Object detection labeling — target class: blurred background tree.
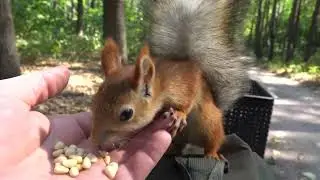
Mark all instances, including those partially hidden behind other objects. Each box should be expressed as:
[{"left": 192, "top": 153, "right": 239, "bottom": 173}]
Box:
[
  {"left": 0, "top": 0, "right": 21, "bottom": 79},
  {"left": 0, "top": 0, "right": 318, "bottom": 76},
  {"left": 10, "top": 0, "right": 145, "bottom": 64}
]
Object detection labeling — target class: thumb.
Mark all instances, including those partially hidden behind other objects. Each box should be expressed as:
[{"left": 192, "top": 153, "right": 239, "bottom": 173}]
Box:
[{"left": 0, "top": 66, "right": 70, "bottom": 107}]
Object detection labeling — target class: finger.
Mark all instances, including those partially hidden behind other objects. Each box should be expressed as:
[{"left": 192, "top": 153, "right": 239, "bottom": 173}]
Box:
[
  {"left": 0, "top": 110, "right": 50, "bottom": 170},
  {"left": 110, "top": 115, "right": 173, "bottom": 180},
  {"left": 73, "top": 112, "right": 93, "bottom": 138},
  {"left": 43, "top": 115, "right": 89, "bottom": 147},
  {"left": 116, "top": 131, "right": 171, "bottom": 180},
  {"left": 48, "top": 112, "right": 92, "bottom": 136},
  {"left": 0, "top": 66, "right": 70, "bottom": 107},
  {"left": 111, "top": 111, "right": 173, "bottom": 161}
]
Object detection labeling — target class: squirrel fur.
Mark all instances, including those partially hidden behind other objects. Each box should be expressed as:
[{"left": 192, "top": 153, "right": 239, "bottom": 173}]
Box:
[
  {"left": 90, "top": 0, "right": 251, "bottom": 159},
  {"left": 142, "top": 0, "right": 252, "bottom": 111}
]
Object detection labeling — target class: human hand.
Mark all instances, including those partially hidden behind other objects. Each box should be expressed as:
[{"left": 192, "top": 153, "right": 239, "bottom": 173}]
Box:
[{"left": 0, "top": 66, "right": 173, "bottom": 180}]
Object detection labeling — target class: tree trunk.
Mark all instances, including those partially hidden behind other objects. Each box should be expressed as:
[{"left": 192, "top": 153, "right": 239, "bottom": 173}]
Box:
[
  {"left": 268, "top": 0, "right": 278, "bottom": 60},
  {"left": 247, "top": 18, "right": 255, "bottom": 47},
  {"left": 278, "top": 1, "right": 287, "bottom": 55},
  {"left": 262, "top": 0, "right": 271, "bottom": 51},
  {"left": 292, "top": 0, "right": 302, "bottom": 51},
  {"left": 52, "top": 0, "right": 57, "bottom": 9},
  {"left": 254, "top": 0, "right": 264, "bottom": 59},
  {"left": 117, "top": 0, "right": 128, "bottom": 63},
  {"left": 70, "top": 0, "right": 75, "bottom": 20},
  {"left": 285, "top": 0, "right": 302, "bottom": 63},
  {"left": 103, "top": 0, "right": 117, "bottom": 43},
  {"left": 76, "top": 0, "right": 84, "bottom": 36},
  {"left": 103, "top": 0, "right": 128, "bottom": 63},
  {"left": 90, "top": 0, "right": 95, "bottom": 8},
  {"left": 0, "top": 0, "right": 21, "bottom": 80},
  {"left": 247, "top": 7, "right": 257, "bottom": 47},
  {"left": 304, "top": 0, "right": 320, "bottom": 62}
]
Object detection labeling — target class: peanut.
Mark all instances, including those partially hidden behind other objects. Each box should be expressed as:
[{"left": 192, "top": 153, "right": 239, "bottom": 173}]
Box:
[
  {"left": 54, "top": 141, "right": 65, "bottom": 150},
  {"left": 69, "top": 144, "right": 77, "bottom": 149},
  {"left": 76, "top": 148, "right": 85, "bottom": 156},
  {"left": 69, "top": 155, "right": 83, "bottom": 164},
  {"left": 76, "top": 164, "right": 83, "bottom": 171},
  {"left": 82, "top": 157, "right": 92, "bottom": 169},
  {"left": 52, "top": 140, "right": 116, "bottom": 178},
  {"left": 69, "top": 167, "right": 80, "bottom": 177},
  {"left": 86, "top": 153, "right": 98, "bottom": 163},
  {"left": 54, "top": 155, "right": 68, "bottom": 163},
  {"left": 63, "top": 145, "right": 68, "bottom": 151},
  {"left": 65, "top": 148, "right": 76, "bottom": 157},
  {"left": 52, "top": 149, "right": 64, "bottom": 157},
  {"left": 77, "top": 147, "right": 84, "bottom": 152},
  {"left": 54, "top": 162, "right": 62, "bottom": 167},
  {"left": 62, "top": 159, "right": 78, "bottom": 168},
  {"left": 104, "top": 162, "right": 118, "bottom": 179},
  {"left": 54, "top": 164, "right": 69, "bottom": 174}
]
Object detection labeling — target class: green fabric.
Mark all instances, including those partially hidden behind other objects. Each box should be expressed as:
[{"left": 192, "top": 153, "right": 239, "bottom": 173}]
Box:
[
  {"left": 146, "top": 155, "right": 226, "bottom": 180},
  {"left": 176, "top": 156, "right": 225, "bottom": 180},
  {"left": 146, "top": 134, "right": 276, "bottom": 180}
]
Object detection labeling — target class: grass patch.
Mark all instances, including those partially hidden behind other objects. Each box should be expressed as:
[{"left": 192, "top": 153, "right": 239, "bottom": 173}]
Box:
[{"left": 259, "top": 53, "right": 320, "bottom": 84}]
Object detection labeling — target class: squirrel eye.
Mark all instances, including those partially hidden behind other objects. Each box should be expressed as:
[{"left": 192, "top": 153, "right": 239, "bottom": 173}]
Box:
[{"left": 120, "top": 108, "right": 134, "bottom": 122}]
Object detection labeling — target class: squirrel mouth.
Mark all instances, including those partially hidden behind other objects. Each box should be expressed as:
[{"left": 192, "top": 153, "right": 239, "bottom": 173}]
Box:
[
  {"left": 98, "top": 141, "right": 124, "bottom": 152},
  {"left": 98, "top": 129, "right": 143, "bottom": 151},
  {"left": 94, "top": 120, "right": 154, "bottom": 152}
]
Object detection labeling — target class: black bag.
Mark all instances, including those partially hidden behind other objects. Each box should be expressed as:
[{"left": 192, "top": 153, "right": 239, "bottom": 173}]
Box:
[{"left": 147, "top": 134, "right": 276, "bottom": 180}]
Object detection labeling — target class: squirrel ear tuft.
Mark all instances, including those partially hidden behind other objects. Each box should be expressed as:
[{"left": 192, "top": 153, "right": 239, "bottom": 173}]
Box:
[
  {"left": 101, "top": 37, "right": 122, "bottom": 76},
  {"left": 132, "top": 45, "right": 155, "bottom": 93},
  {"left": 138, "top": 43, "right": 150, "bottom": 57}
]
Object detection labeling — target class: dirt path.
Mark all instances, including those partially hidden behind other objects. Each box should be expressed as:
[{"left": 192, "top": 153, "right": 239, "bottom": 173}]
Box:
[{"left": 248, "top": 67, "right": 320, "bottom": 180}]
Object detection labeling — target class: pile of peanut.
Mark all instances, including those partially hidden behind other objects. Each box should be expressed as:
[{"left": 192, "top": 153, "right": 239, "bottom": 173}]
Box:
[{"left": 52, "top": 141, "right": 119, "bottom": 179}]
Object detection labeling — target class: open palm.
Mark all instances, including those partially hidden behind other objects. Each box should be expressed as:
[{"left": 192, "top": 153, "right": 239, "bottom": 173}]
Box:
[{"left": 0, "top": 66, "right": 172, "bottom": 180}]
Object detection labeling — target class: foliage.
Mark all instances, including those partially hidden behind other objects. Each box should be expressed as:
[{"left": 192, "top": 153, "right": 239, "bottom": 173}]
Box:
[
  {"left": 125, "top": 0, "right": 145, "bottom": 62},
  {"left": 263, "top": 52, "right": 320, "bottom": 75},
  {"left": 244, "top": 0, "right": 320, "bottom": 76},
  {"left": 12, "top": 0, "right": 144, "bottom": 63},
  {"left": 11, "top": 0, "right": 320, "bottom": 77},
  {"left": 245, "top": 0, "right": 318, "bottom": 55}
]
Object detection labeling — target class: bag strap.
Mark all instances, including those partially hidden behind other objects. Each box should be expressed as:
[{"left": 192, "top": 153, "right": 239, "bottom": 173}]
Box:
[
  {"left": 147, "top": 155, "right": 228, "bottom": 180},
  {"left": 175, "top": 156, "right": 227, "bottom": 180},
  {"left": 147, "top": 134, "right": 277, "bottom": 180}
]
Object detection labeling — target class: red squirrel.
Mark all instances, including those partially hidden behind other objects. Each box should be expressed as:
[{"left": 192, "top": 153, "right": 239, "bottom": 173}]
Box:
[
  {"left": 91, "top": 38, "right": 225, "bottom": 159},
  {"left": 90, "top": 0, "right": 251, "bottom": 160}
]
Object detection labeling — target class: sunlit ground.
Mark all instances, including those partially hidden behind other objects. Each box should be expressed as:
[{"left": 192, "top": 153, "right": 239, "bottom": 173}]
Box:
[
  {"left": 21, "top": 59, "right": 103, "bottom": 115},
  {"left": 249, "top": 68, "right": 320, "bottom": 180}
]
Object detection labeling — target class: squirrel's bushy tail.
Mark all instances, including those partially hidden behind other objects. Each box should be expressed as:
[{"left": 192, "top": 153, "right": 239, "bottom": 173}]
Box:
[{"left": 142, "top": 0, "right": 253, "bottom": 111}]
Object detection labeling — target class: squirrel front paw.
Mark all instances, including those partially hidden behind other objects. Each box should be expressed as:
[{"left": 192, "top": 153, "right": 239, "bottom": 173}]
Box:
[{"left": 166, "top": 108, "right": 187, "bottom": 138}]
